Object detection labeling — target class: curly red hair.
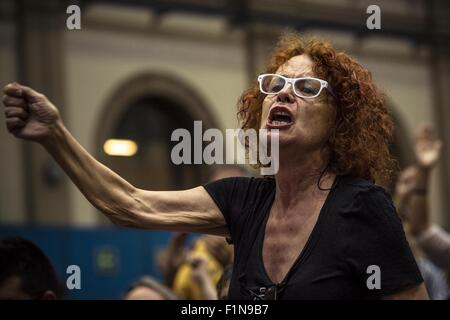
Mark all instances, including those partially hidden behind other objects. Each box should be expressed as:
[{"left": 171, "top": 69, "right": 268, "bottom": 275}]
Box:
[{"left": 237, "top": 33, "right": 396, "bottom": 186}]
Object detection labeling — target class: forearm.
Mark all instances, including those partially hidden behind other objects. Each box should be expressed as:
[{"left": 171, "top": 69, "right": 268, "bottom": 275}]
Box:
[
  {"left": 417, "top": 225, "right": 450, "bottom": 273},
  {"left": 41, "top": 121, "right": 137, "bottom": 223},
  {"left": 408, "top": 167, "right": 431, "bottom": 237},
  {"left": 415, "top": 166, "right": 430, "bottom": 189}
]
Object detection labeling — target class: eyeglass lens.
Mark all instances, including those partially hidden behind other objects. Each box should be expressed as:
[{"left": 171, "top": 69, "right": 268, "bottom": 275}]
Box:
[{"left": 261, "top": 75, "right": 322, "bottom": 97}]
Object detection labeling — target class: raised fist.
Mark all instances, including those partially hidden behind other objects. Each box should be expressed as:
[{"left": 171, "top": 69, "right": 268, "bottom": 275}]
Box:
[{"left": 3, "top": 82, "right": 61, "bottom": 143}]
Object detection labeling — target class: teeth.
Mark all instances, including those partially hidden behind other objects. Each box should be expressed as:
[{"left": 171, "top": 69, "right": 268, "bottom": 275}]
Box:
[
  {"left": 271, "top": 118, "right": 292, "bottom": 125},
  {"left": 269, "top": 108, "right": 293, "bottom": 126},
  {"left": 271, "top": 111, "right": 290, "bottom": 118},
  {"left": 274, "top": 111, "right": 289, "bottom": 116}
]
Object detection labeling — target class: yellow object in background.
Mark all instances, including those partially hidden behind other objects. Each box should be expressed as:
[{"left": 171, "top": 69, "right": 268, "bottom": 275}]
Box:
[{"left": 173, "top": 240, "right": 223, "bottom": 300}]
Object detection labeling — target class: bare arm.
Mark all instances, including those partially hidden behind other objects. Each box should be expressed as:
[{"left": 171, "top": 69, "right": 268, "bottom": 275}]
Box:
[
  {"left": 416, "top": 226, "right": 450, "bottom": 273},
  {"left": 45, "top": 123, "right": 227, "bottom": 234},
  {"left": 403, "top": 123, "right": 450, "bottom": 270},
  {"left": 407, "top": 167, "right": 431, "bottom": 237},
  {"left": 3, "top": 83, "right": 227, "bottom": 235},
  {"left": 407, "top": 123, "right": 442, "bottom": 237}
]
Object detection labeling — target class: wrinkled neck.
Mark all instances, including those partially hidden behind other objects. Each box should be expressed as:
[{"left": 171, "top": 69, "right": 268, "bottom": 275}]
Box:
[{"left": 274, "top": 149, "right": 334, "bottom": 212}]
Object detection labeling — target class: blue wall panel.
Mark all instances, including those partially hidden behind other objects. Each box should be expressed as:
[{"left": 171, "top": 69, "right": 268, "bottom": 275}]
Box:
[{"left": 0, "top": 226, "right": 176, "bottom": 299}]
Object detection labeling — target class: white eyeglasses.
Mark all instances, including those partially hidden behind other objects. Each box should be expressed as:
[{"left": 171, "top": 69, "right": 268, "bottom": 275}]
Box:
[{"left": 258, "top": 73, "right": 337, "bottom": 99}]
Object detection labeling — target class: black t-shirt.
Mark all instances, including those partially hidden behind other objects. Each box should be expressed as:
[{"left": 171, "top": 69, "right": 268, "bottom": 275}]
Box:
[{"left": 203, "top": 175, "right": 423, "bottom": 299}]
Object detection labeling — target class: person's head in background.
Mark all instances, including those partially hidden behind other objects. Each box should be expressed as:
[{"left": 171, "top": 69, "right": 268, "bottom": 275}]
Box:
[
  {"left": 0, "top": 236, "right": 61, "bottom": 300},
  {"left": 123, "top": 276, "right": 178, "bottom": 300},
  {"left": 210, "top": 164, "right": 252, "bottom": 181},
  {"left": 216, "top": 264, "right": 233, "bottom": 300}
]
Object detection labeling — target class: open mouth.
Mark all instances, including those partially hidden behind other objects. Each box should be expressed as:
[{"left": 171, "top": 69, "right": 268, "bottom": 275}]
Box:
[{"left": 267, "top": 106, "right": 294, "bottom": 129}]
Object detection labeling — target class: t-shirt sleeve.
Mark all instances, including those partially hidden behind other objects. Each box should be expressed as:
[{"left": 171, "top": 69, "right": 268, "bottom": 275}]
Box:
[
  {"left": 202, "top": 177, "right": 251, "bottom": 243},
  {"left": 343, "top": 185, "right": 424, "bottom": 297}
]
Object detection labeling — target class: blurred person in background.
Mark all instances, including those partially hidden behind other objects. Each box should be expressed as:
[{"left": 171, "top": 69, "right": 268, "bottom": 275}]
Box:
[
  {"left": 2, "top": 33, "right": 428, "bottom": 299},
  {"left": 407, "top": 124, "right": 450, "bottom": 274},
  {"left": 396, "top": 122, "right": 450, "bottom": 273},
  {"left": 156, "top": 232, "right": 189, "bottom": 288},
  {"left": 172, "top": 235, "right": 233, "bottom": 299},
  {"left": 396, "top": 166, "right": 449, "bottom": 300},
  {"left": 395, "top": 123, "right": 449, "bottom": 299},
  {"left": 123, "top": 276, "right": 178, "bottom": 300},
  {"left": 188, "top": 255, "right": 219, "bottom": 300},
  {"left": 0, "top": 236, "right": 62, "bottom": 300}
]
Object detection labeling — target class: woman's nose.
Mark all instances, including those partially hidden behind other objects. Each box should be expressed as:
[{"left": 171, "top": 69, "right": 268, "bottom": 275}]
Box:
[{"left": 276, "top": 84, "right": 295, "bottom": 104}]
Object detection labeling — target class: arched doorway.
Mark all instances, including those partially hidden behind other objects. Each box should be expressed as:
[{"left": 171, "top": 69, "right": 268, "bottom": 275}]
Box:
[{"left": 95, "top": 73, "right": 219, "bottom": 223}]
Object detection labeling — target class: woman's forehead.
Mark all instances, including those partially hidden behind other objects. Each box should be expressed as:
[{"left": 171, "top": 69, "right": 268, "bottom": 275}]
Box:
[{"left": 276, "top": 54, "right": 314, "bottom": 77}]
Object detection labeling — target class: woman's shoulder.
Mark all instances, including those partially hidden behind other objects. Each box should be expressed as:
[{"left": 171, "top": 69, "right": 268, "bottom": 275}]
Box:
[
  {"left": 335, "top": 175, "right": 395, "bottom": 216},
  {"left": 335, "top": 176, "right": 405, "bottom": 244},
  {"left": 208, "top": 175, "right": 274, "bottom": 187},
  {"left": 337, "top": 175, "right": 390, "bottom": 198},
  {"left": 203, "top": 175, "right": 275, "bottom": 198}
]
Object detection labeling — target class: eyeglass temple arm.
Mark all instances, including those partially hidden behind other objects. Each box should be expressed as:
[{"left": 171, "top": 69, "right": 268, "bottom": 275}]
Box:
[{"left": 326, "top": 84, "right": 339, "bottom": 104}]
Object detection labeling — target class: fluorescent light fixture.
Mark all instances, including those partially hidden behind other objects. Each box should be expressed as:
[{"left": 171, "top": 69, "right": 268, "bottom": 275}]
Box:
[{"left": 103, "top": 139, "right": 138, "bottom": 157}]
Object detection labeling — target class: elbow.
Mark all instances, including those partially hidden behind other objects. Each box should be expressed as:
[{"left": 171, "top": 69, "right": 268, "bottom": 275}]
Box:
[
  {"left": 103, "top": 205, "right": 139, "bottom": 228},
  {"left": 93, "top": 189, "right": 140, "bottom": 228}
]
